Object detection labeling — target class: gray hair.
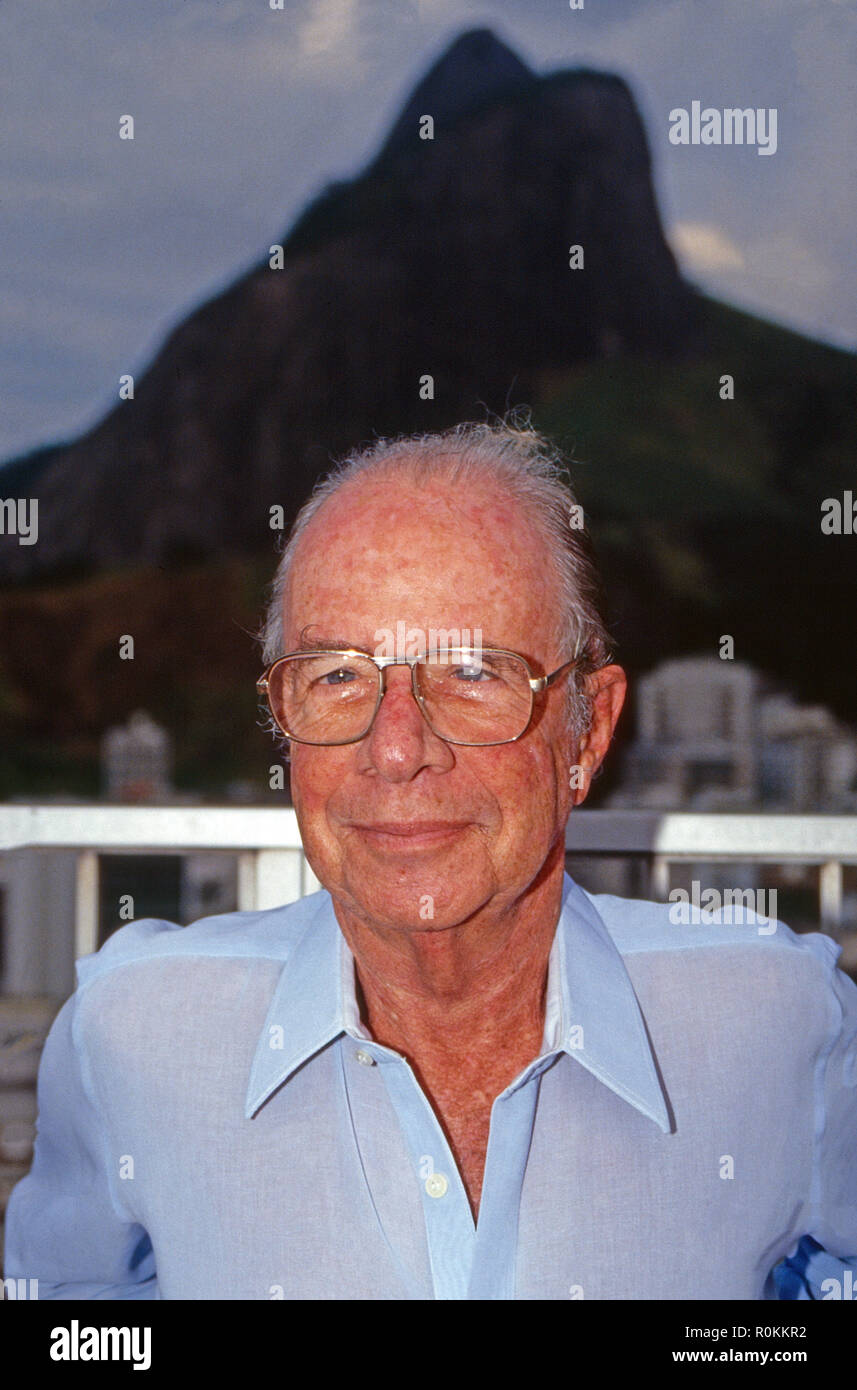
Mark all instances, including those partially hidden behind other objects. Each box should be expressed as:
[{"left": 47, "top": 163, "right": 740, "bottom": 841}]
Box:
[{"left": 259, "top": 417, "right": 614, "bottom": 738}]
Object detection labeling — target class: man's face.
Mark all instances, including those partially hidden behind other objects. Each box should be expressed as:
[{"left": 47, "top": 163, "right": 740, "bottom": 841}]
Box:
[{"left": 282, "top": 473, "right": 622, "bottom": 933}]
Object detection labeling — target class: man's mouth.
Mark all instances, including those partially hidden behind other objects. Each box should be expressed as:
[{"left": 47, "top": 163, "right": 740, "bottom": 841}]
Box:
[{"left": 351, "top": 820, "right": 470, "bottom": 848}]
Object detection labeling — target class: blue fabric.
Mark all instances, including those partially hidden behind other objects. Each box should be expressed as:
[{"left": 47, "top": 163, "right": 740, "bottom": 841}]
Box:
[{"left": 5, "top": 873, "right": 856, "bottom": 1300}]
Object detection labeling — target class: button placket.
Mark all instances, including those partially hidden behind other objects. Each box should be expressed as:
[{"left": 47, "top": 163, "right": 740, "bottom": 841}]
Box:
[{"left": 374, "top": 1054, "right": 477, "bottom": 1299}]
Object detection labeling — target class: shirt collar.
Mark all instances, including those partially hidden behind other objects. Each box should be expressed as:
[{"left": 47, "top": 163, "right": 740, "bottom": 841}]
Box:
[{"left": 245, "top": 873, "right": 670, "bottom": 1133}]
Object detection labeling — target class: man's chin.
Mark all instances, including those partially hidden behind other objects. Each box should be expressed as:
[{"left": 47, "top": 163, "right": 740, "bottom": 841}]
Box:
[
  {"left": 339, "top": 853, "right": 490, "bottom": 931},
  {"left": 342, "top": 893, "right": 482, "bottom": 934}
]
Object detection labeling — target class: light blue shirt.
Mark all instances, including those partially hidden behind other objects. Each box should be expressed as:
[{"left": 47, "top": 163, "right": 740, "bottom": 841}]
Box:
[{"left": 5, "top": 873, "right": 857, "bottom": 1300}]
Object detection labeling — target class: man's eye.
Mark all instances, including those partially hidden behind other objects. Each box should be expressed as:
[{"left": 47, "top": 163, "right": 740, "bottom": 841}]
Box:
[
  {"left": 451, "top": 664, "right": 490, "bottom": 682},
  {"left": 319, "top": 667, "right": 357, "bottom": 685}
]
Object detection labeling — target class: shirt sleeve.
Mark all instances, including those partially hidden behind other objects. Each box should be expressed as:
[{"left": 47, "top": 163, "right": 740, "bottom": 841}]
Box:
[
  {"left": 3, "top": 989, "right": 159, "bottom": 1300},
  {"left": 769, "top": 943, "right": 857, "bottom": 1300}
]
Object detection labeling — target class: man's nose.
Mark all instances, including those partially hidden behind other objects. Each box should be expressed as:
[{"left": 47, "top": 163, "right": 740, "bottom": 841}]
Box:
[
  {"left": 373, "top": 664, "right": 430, "bottom": 740},
  {"left": 359, "top": 664, "right": 450, "bottom": 778}
]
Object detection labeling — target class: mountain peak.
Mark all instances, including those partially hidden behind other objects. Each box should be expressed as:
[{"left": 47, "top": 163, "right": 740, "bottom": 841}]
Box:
[{"left": 377, "top": 27, "right": 534, "bottom": 159}]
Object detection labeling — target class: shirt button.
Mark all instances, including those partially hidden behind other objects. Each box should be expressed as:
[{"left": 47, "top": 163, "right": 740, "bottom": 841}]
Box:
[
  {"left": 425, "top": 1172, "right": 448, "bottom": 1199},
  {"left": 355, "top": 1049, "right": 375, "bottom": 1066}
]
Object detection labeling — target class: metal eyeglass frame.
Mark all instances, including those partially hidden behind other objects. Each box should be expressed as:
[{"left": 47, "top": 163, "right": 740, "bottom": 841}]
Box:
[{"left": 256, "top": 644, "right": 582, "bottom": 748}]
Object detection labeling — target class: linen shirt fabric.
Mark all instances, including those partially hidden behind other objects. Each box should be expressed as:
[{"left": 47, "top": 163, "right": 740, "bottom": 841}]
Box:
[{"left": 5, "top": 872, "right": 857, "bottom": 1301}]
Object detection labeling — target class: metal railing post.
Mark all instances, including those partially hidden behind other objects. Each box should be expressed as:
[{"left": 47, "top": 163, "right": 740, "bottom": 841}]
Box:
[
  {"left": 820, "top": 860, "right": 844, "bottom": 937},
  {"left": 650, "top": 855, "right": 671, "bottom": 902},
  {"left": 253, "top": 850, "right": 303, "bottom": 910},
  {"left": 236, "top": 851, "right": 259, "bottom": 911},
  {"left": 74, "top": 850, "right": 100, "bottom": 959}
]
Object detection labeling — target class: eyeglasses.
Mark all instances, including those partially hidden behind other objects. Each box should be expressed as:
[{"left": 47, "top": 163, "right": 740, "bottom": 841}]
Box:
[{"left": 257, "top": 646, "right": 580, "bottom": 747}]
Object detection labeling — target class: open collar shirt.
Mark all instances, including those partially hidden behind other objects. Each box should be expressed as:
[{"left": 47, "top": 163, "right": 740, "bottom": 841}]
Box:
[{"left": 5, "top": 873, "right": 857, "bottom": 1300}]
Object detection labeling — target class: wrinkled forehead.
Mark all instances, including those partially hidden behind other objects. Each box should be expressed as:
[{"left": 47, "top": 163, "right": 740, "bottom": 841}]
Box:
[{"left": 283, "top": 475, "right": 560, "bottom": 657}]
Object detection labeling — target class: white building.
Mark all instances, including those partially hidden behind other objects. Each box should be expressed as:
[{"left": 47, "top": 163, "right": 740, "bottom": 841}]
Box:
[{"left": 609, "top": 657, "right": 857, "bottom": 813}]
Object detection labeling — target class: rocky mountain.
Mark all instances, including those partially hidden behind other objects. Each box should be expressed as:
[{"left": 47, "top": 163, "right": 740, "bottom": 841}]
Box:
[
  {"left": 374, "top": 26, "right": 534, "bottom": 159},
  {"left": 0, "top": 27, "right": 699, "bottom": 582}
]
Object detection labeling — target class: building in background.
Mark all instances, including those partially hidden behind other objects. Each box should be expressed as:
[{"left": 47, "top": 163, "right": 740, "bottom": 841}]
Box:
[
  {"left": 102, "top": 710, "right": 173, "bottom": 803},
  {"left": 566, "top": 657, "right": 857, "bottom": 922},
  {"left": 608, "top": 657, "right": 857, "bottom": 813}
]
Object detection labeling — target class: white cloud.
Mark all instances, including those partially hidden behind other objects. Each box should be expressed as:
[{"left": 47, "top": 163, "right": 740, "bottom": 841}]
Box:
[
  {"left": 669, "top": 222, "right": 746, "bottom": 273},
  {"left": 297, "top": 0, "right": 359, "bottom": 58}
]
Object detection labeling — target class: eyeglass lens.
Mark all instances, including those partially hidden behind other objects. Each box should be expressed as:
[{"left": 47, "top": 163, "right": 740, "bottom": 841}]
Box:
[{"left": 266, "top": 650, "right": 533, "bottom": 745}]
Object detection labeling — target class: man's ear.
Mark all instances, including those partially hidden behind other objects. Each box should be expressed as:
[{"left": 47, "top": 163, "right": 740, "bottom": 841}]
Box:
[{"left": 570, "top": 665, "right": 627, "bottom": 807}]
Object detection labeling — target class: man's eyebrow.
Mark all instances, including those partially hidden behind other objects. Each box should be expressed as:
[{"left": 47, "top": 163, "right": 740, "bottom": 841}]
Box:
[
  {"left": 295, "top": 636, "right": 366, "bottom": 652},
  {"left": 293, "top": 631, "right": 513, "bottom": 652}
]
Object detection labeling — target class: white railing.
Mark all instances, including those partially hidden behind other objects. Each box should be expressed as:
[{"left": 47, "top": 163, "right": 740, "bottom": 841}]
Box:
[{"left": 0, "top": 805, "right": 855, "bottom": 960}]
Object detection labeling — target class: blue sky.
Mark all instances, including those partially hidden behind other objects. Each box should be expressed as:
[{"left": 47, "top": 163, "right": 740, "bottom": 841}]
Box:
[{"left": 2, "top": 0, "right": 854, "bottom": 461}]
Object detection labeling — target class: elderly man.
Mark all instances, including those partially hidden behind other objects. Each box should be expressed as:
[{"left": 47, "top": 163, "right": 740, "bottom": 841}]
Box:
[{"left": 5, "top": 421, "right": 857, "bottom": 1301}]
